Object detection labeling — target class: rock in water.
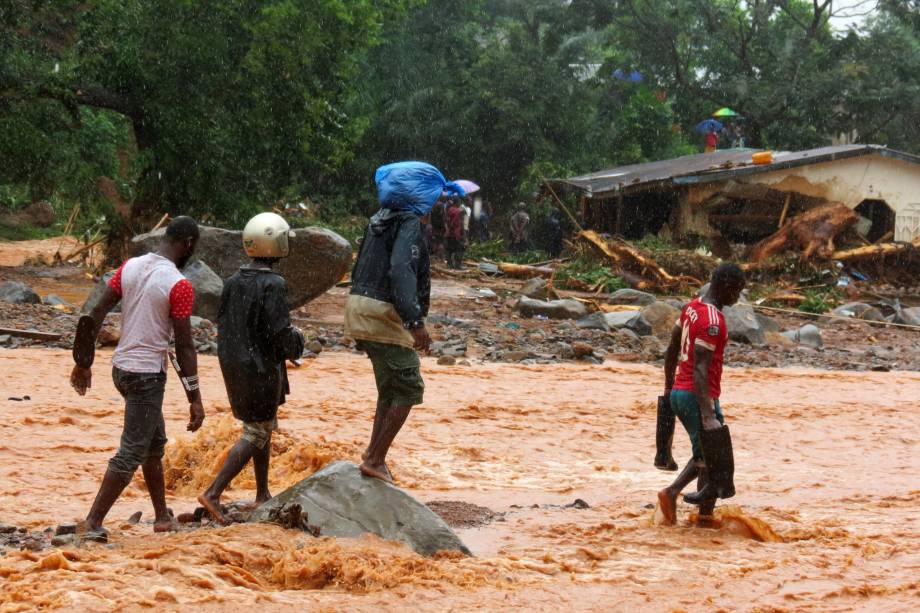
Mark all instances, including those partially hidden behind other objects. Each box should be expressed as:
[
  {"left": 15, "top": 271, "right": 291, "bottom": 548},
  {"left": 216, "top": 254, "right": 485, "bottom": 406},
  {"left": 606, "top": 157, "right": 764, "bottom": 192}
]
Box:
[
  {"left": 130, "top": 225, "right": 351, "bottom": 309},
  {"left": 182, "top": 260, "right": 223, "bottom": 321},
  {"left": 513, "top": 296, "right": 587, "bottom": 320},
  {"left": 249, "top": 461, "right": 471, "bottom": 557},
  {"left": 0, "top": 281, "right": 41, "bottom": 305}
]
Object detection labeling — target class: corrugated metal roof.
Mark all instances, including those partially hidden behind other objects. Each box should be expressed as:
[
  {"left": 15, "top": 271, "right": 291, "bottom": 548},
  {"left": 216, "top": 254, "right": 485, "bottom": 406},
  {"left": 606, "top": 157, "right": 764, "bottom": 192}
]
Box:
[{"left": 557, "top": 145, "right": 920, "bottom": 198}]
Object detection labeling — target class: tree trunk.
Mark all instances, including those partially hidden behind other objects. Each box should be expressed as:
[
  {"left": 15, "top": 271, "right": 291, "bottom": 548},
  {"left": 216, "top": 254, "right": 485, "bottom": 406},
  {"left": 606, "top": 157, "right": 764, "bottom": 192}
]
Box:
[{"left": 746, "top": 202, "right": 858, "bottom": 263}]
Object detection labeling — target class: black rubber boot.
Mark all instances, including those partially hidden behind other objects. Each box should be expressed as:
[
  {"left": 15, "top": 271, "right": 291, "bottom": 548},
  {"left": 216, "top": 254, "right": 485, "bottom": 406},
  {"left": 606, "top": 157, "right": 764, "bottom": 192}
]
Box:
[
  {"left": 683, "top": 425, "right": 735, "bottom": 504},
  {"left": 654, "top": 395, "right": 678, "bottom": 471}
]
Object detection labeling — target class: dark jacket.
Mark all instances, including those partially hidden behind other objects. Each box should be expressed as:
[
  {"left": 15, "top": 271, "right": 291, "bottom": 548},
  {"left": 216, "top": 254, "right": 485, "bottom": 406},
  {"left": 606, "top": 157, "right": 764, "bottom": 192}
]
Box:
[
  {"left": 350, "top": 208, "right": 430, "bottom": 326},
  {"left": 217, "top": 267, "right": 304, "bottom": 422}
]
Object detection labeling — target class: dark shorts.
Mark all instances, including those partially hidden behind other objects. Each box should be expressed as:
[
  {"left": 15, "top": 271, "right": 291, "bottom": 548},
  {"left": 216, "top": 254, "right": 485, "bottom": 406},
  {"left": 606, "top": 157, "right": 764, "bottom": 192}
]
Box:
[
  {"left": 669, "top": 389, "right": 724, "bottom": 460},
  {"left": 109, "top": 367, "right": 168, "bottom": 476},
  {"left": 357, "top": 340, "right": 424, "bottom": 407}
]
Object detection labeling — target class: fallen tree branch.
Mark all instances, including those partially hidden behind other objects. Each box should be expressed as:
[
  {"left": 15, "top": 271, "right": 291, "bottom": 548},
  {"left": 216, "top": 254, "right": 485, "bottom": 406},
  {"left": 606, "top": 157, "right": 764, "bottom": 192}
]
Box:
[
  {"left": 576, "top": 230, "right": 675, "bottom": 289},
  {"left": 747, "top": 202, "right": 858, "bottom": 262},
  {"left": 829, "top": 237, "right": 920, "bottom": 261},
  {"left": 0, "top": 328, "right": 64, "bottom": 341}
]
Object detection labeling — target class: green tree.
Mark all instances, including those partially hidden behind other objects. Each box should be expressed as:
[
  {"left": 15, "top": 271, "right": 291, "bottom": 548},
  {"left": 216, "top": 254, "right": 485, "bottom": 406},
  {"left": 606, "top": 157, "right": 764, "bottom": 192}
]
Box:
[{"left": 1, "top": 0, "right": 412, "bottom": 242}]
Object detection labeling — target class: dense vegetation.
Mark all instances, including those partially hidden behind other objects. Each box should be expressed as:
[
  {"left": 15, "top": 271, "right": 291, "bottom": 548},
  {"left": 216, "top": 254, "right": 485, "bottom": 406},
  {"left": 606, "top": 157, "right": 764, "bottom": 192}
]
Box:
[{"left": 1, "top": 0, "right": 917, "bottom": 240}]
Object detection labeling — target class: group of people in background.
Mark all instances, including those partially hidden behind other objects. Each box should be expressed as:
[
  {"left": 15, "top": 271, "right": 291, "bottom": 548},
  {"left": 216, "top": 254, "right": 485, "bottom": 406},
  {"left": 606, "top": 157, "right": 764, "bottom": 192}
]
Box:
[
  {"left": 705, "top": 123, "right": 746, "bottom": 153},
  {"left": 426, "top": 195, "right": 492, "bottom": 269}
]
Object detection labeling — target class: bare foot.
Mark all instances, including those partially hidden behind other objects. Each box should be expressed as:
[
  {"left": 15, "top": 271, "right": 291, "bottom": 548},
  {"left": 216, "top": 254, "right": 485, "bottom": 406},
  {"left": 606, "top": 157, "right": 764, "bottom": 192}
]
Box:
[
  {"left": 359, "top": 461, "right": 394, "bottom": 484},
  {"left": 657, "top": 489, "right": 677, "bottom": 525},
  {"left": 255, "top": 492, "right": 272, "bottom": 505},
  {"left": 197, "top": 494, "right": 230, "bottom": 526},
  {"left": 153, "top": 517, "right": 179, "bottom": 533}
]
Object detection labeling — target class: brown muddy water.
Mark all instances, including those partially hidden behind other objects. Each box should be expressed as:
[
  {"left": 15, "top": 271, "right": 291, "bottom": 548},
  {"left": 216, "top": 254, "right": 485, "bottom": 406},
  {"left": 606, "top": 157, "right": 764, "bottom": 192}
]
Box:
[{"left": 0, "top": 349, "right": 917, "bottom": 611}]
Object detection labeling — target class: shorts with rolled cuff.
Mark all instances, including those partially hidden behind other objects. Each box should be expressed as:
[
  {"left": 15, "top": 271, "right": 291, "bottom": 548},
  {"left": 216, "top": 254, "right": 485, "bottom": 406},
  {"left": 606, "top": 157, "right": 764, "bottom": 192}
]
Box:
[
  {"left": 357, "top": 340, "right": 425, "bottom": 407},
  {"left": 669, "top": 389, "right": 724, "bottom": 460},
  {"left": 108, "top": 367, "right": 168, "bottom": 476},
  {"left": 242, "top": 417, "right": 278, "bottom": 450}
]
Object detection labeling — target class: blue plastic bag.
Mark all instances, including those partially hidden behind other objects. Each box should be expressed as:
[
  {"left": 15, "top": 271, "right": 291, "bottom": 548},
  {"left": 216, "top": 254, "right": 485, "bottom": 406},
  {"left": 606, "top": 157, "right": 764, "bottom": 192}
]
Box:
[{"left": 375, "top": 161, "right": 465, "bottom": 216}]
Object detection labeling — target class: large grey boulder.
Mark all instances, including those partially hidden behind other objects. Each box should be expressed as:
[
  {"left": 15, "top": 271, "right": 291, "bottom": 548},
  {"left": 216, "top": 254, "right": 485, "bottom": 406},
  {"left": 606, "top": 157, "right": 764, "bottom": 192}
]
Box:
[
  {"left": 131, "top": 224, "right": 351, "bottom": 309},
  {"left": 832, "top": 302, "right": 885, "bottom": 322},
  {"left": 182, "top": 260, "right": 223, "bottom": 321},
  {"left": 638, "top": 301, "right": 681, "bottom": 339},
  {"left": 80, "top": 271, "right": 119, "bottom": 314},
  {"left": 608, "top": 288, "right": 656, "bottom": 307},
  {"left": 513, "top": 296, "right": 587, "bottom": 320},
  {"left": 575, "top": 310, "right": 644, "bottom": 332},
  {"left": 0, "top": 281, "right": 41, "bottom": 305},
  {"left": 249, "top": 461, "right": 470, "bottom": 557},
  {"left": 723, "top": 304, "right": 766, "bottom": 345}
]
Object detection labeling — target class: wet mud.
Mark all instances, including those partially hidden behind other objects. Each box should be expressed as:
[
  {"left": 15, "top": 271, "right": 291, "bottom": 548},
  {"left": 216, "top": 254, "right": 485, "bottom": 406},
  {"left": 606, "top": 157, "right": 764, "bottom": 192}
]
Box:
[{"left": 0, "top": 348, "right": 918, "bottom": 611}]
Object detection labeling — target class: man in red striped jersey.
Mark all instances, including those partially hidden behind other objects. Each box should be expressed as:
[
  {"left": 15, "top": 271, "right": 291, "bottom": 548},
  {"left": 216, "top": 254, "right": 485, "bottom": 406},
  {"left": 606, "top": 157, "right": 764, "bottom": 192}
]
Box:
[{"left": 658, "top": 263, "right": 746, "bottom": 526}]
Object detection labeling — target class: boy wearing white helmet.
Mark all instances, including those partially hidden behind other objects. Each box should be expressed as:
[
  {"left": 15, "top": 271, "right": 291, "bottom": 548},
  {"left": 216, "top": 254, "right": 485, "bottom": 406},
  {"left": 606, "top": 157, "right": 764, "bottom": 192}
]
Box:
[{"left": 198, "top": 212, "right": 305, "bottom": 524}]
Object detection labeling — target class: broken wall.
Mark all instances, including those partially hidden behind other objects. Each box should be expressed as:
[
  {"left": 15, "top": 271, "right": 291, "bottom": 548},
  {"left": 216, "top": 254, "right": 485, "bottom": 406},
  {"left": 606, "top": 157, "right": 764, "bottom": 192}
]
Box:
[{"left": 674, "top": 154, "right": 920, "bottom": 242}]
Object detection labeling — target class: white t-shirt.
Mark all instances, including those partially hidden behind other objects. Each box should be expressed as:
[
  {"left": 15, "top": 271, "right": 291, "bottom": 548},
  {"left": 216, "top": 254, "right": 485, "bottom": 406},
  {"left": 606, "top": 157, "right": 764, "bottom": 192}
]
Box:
[{"left": 108, "top": 253, "right": 195, "bottom": 373}]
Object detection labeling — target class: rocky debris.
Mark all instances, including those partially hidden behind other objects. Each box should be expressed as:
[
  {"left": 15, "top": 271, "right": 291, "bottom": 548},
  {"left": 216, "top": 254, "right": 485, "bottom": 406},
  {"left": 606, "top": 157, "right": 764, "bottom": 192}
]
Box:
[
  {"left": 430, "top": 338, "right": 467, "bottom": 358},
  {"left": 513, "top": 296, "right": 587, "bottom": 320},
  {"left": 893, "top": 306, "right": 920, "bottom": 326},
  {"left": 425, "top": 500, "right": 500, "bottom": 529},
  {"left": 519, "top": 277, "right": 556, "bottom": 300},
  {"left": 781, "top": 324, "right": 823, "bottom": 349},
  {"left": 437, "top": 355, "right": 457, "bottom": 366},
  {"left": 250, "top": 461, "right": 471, "bottom": 556},
  {"left": 723, "top": 303, "right": 766, "bottom": 346},
  {"left": 608, "top": 288, "right": 656, "bottom": 306},
  {"left": 637, "top": 301, "right": 680, "bottom": 339},
  {"left": 572, "top": 341, "right": 594, "bottom": 359},
  {"left": 755, "top": 313, "right": 780, "bottom": 333},
  {"left": 42, "top": 294, "right": 72, "bottom": 308},
  {"left": 0, "top": 281, "right": 41, "bottom": 305},
  {"left": 182, "top": 260, "right": 224, "bottom": 321},
  {"left": 131, "top": 225, "right": 352, "bottom": 309},
  {"left": 832, "top": 302, "right": 885, "bottom": 322},
  {"left": 0, "top": 524, "right": 51, "bottom": 551}
]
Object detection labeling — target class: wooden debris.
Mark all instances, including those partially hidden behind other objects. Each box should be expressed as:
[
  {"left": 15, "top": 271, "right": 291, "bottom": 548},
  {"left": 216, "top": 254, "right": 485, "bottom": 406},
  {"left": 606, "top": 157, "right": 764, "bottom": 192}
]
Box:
[
  {"left": 496, "top": 262, "right": 555, "bottom": 279},
  {"left": 829, "top": 236, "right": 920, "bottom": 262},
  {"left": 0, "top": 328, "right": 63, "bottom": 341},
  {"left": 576, "top": 230, "right": 676, "bottom": 289},
  {"left": 747, "top": 202, "right": 858, "bottom": 263},
  {"left": 150, "top": 213, "right": 170, "bottom": 232}
]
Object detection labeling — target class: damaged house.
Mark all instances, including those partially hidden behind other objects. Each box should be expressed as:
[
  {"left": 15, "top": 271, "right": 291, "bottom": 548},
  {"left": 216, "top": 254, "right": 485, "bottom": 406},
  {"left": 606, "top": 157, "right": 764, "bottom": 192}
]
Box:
[{"left": 555, "top": 145, "right": 920, "bottom": 259}]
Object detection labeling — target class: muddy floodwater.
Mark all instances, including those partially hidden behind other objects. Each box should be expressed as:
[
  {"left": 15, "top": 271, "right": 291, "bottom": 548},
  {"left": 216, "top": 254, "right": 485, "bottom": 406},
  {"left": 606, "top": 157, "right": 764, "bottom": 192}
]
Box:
[{"left": 0, "top": 348, "right": 918, "bottom": 611}]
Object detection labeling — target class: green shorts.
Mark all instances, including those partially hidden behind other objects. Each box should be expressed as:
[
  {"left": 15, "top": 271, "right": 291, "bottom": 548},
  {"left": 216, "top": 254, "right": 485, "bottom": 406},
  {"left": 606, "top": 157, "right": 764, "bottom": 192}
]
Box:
[
  {"left": 358, "top": 340, "right": 425, "bottom": 407},
  {"left": 242, "top": 417, "right": 277, "bottom": 450}
]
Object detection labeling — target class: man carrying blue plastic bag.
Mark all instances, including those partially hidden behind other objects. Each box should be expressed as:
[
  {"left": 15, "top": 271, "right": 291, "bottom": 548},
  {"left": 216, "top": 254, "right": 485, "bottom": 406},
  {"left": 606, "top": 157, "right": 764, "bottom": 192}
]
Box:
[{"left": 345, "top": 162, "right": 465, "bottom": 483}]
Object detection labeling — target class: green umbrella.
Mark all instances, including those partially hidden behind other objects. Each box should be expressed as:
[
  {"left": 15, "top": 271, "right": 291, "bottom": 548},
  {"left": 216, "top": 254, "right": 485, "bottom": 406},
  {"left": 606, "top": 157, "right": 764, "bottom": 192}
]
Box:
[{"left": 712, "top": 107, "right": 740, "bottom": 118}]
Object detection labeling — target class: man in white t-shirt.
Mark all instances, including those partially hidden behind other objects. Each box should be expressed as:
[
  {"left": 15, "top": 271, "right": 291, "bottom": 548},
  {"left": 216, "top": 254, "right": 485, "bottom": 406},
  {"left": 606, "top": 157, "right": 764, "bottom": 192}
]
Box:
[{"left": 71, "top": 216, "right": 204, "bottom": 540}]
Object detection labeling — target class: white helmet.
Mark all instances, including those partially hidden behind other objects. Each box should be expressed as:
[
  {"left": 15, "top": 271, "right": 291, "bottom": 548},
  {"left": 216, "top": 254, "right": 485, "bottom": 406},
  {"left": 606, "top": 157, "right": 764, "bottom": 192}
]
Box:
[{"left": 242, "top": 212, "right": 296, "bottom": 258}]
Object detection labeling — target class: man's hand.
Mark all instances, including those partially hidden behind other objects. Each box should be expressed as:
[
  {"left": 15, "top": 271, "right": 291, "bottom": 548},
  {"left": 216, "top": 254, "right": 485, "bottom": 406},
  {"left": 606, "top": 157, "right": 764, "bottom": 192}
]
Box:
[
  {"left": 187, "top": 398, "right": 205, "bottom": 432},
  {"left": 70, "top": 366, "right": 92, "bottom": 396},
  {"left": 702, "top": 414, "right": 722, "bottom": 431},
  {"left": 410, "top": 326, "right": 432, "bottom": 353}
]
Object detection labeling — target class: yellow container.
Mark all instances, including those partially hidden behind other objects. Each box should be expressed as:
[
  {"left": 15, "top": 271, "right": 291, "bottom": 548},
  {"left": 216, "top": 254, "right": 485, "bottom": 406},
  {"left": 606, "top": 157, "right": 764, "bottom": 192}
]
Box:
[{"left": 752, "top": 151, "right": 773, "bottom": 165}]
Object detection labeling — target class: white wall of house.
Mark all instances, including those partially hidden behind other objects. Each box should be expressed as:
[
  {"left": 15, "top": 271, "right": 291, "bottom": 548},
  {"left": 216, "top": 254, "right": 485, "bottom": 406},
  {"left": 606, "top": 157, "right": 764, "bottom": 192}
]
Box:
[
  {"left": 743, "top": 154, "right": 920, "bottom": 241},
  {"left": 675, "top": 154, "right": 920, "bottom": 241}
]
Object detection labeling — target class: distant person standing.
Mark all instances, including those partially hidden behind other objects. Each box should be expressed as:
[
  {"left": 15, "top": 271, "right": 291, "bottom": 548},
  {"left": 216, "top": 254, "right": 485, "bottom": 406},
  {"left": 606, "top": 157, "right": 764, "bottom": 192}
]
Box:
[
  {"left": 546, "top": 209, "right": 564, "bottom": 258},
  {"left": 430, "top": 196, "right": 447, "bottom": 261},
  {"left": 705, "top": 127, "right": 719, "bottom": 153},
  {"left": 509, "top": 202, "right": 531, "bottom": 253},
  {"left": 70, "top": 217, "right": 204, "bottom": 541},
  {"left": 445, "top": 196, "right": 465, "bottom": 269}
]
